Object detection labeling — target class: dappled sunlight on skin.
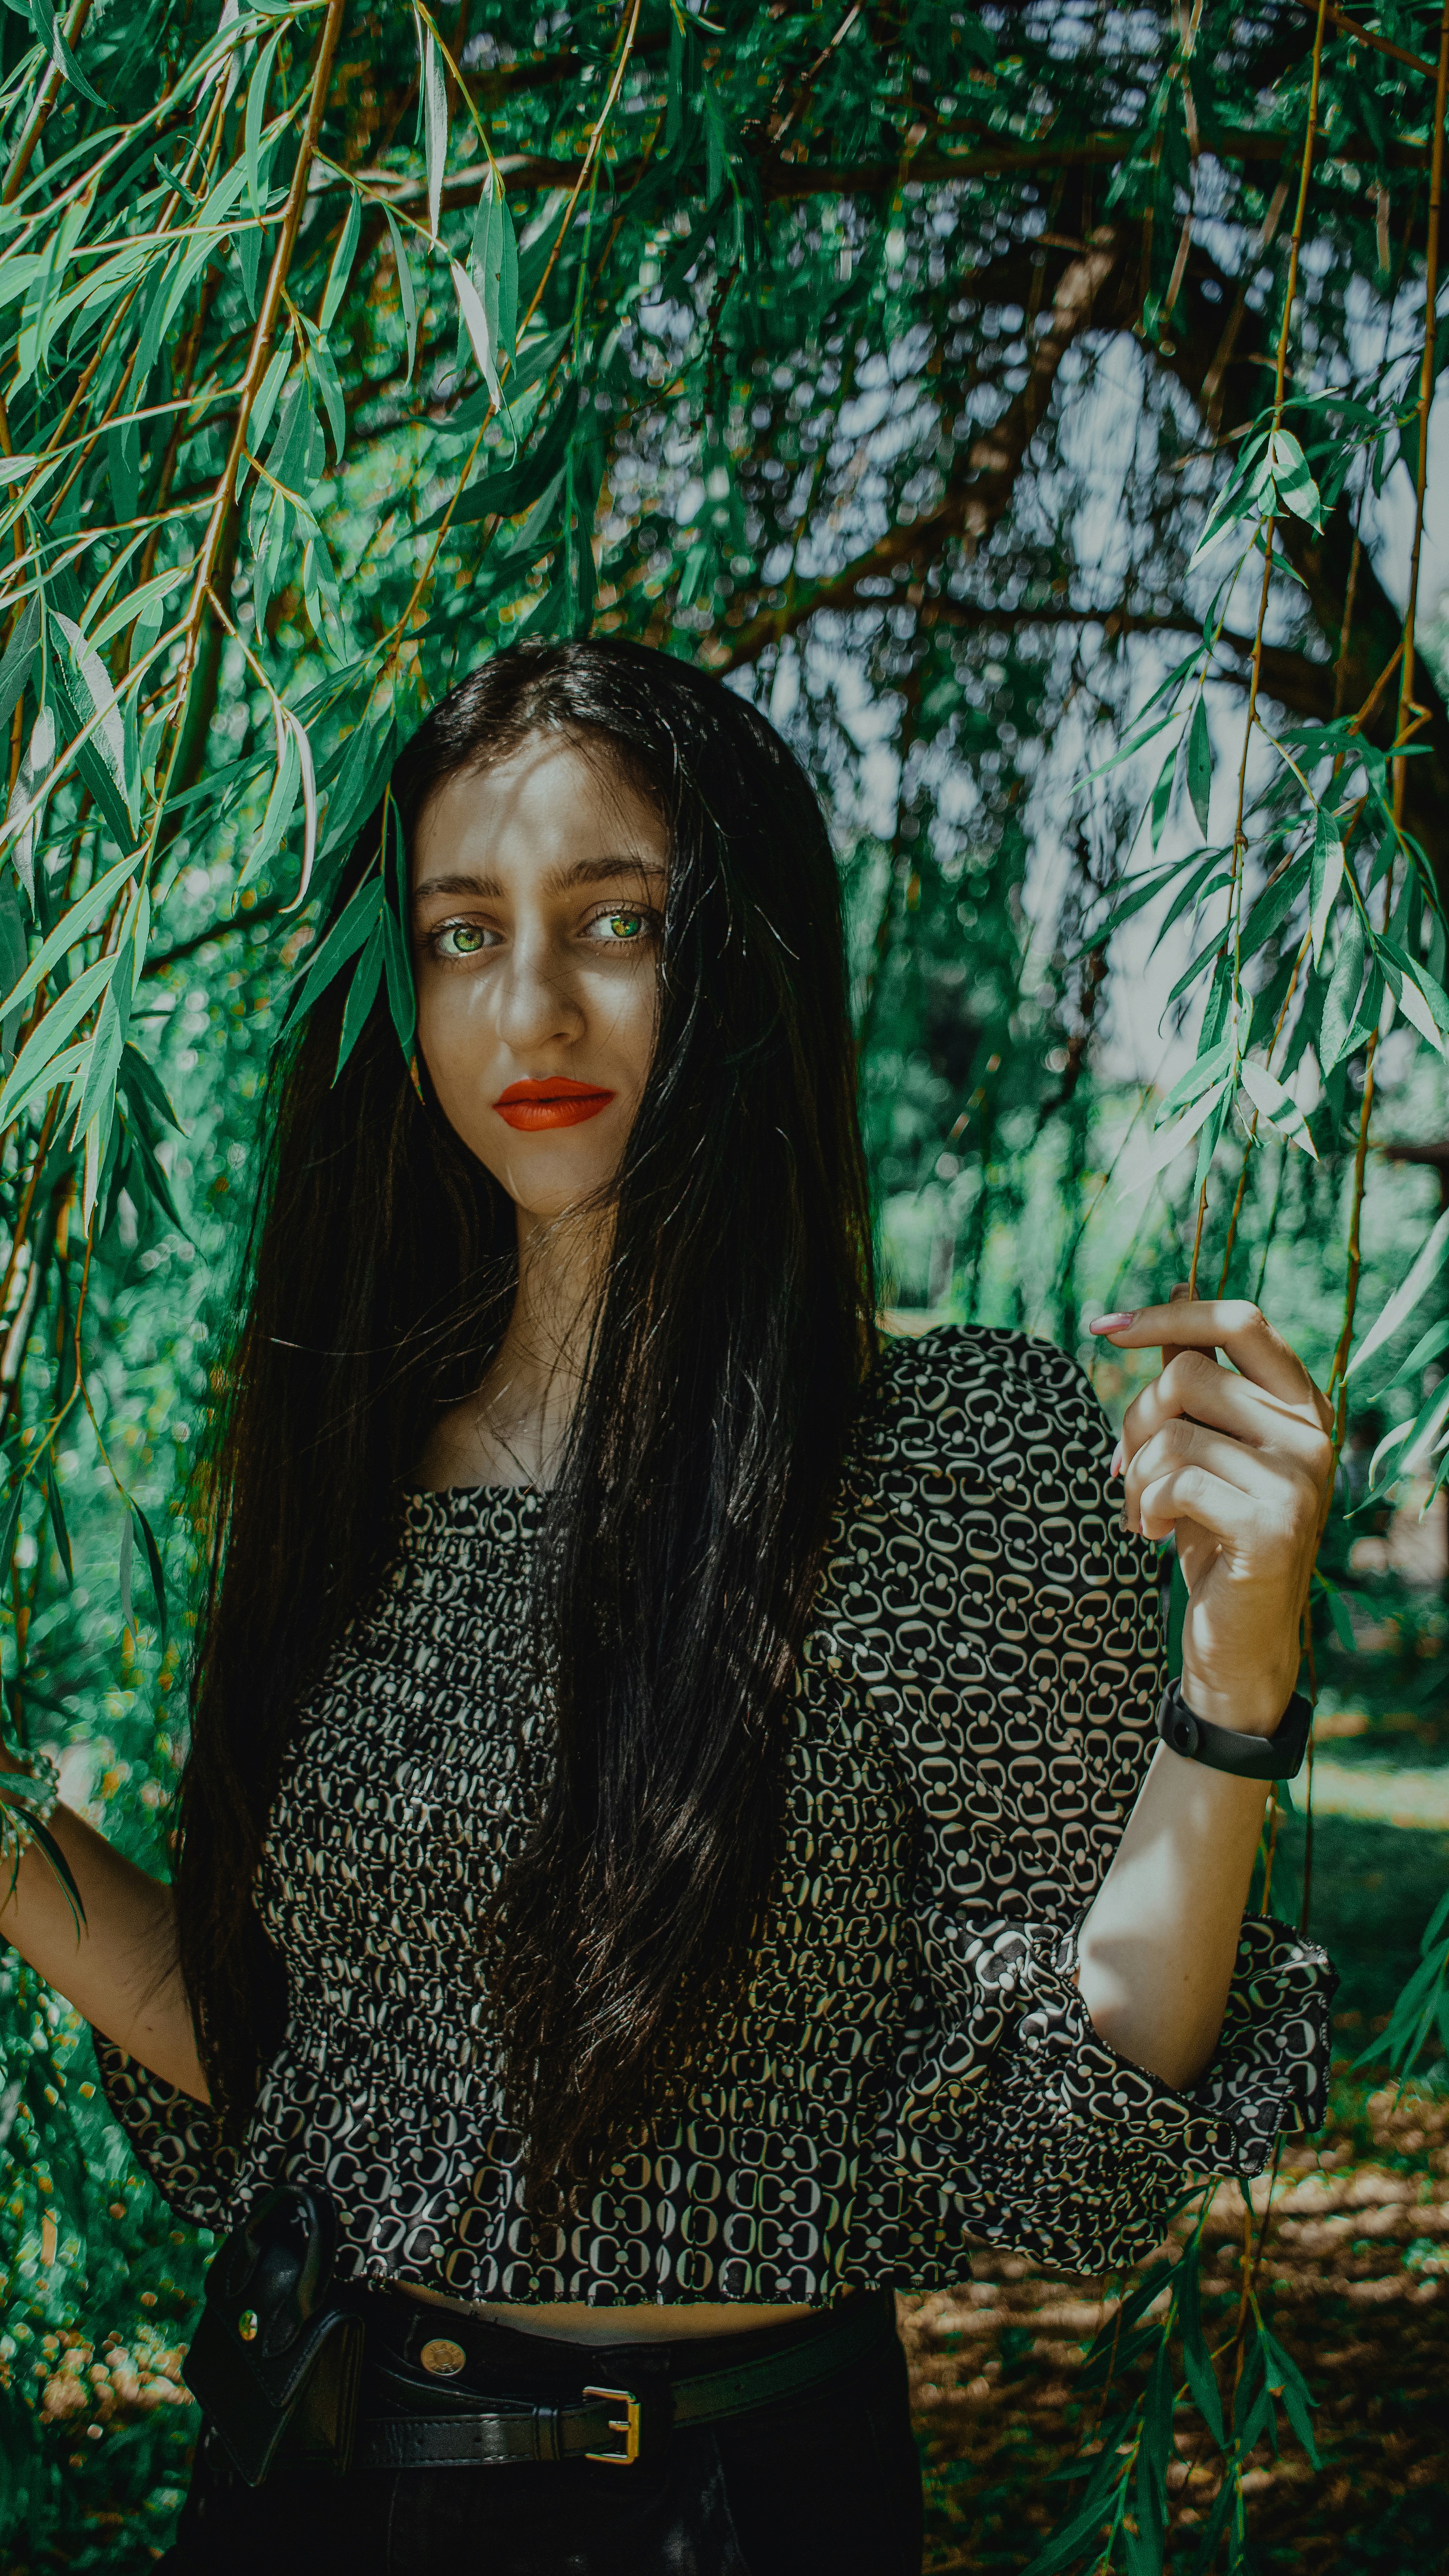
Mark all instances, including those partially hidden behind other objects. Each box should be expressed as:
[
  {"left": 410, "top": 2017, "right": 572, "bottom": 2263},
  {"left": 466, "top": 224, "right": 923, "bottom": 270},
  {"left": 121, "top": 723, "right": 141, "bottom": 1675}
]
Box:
[
  {"left": 411, "top": 737, "right": 671, "bottom": 1500},
  {"left": 411, "top": 739, "right": 668, "bottom": 1230}
]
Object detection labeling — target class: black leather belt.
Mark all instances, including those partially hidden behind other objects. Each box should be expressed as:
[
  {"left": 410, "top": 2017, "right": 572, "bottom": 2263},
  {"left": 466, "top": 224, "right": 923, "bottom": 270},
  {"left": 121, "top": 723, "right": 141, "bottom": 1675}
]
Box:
[
  {"left": 185, "top": 2182, "right": 898, "bottom": 2484},
  {"left": 357, "top": 2290, "right": 895, "bottom": 2470}
]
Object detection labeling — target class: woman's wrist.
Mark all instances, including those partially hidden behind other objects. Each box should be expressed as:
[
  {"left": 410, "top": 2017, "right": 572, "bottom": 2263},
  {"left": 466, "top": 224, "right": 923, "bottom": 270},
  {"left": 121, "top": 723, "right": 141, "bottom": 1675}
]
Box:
[{"left": 1176, "top": 1669, "right": 1297, "bottom": 1739}]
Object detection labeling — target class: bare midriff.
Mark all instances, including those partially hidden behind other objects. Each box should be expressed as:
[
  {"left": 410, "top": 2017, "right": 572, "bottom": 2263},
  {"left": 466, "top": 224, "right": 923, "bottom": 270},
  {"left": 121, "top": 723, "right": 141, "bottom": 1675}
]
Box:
[{"left": 395, "top": 2284, "right": 814, "bottom": 2343}]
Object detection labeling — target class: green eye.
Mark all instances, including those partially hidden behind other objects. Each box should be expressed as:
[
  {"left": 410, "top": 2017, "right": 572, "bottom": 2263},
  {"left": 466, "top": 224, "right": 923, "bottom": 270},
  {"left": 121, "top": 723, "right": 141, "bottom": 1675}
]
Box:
[
  {"left": 602, "top": 910, "right": 644, "bottom": 941},
  {"left": 438, "top": 923, "right": 486, "bottom": 957}
]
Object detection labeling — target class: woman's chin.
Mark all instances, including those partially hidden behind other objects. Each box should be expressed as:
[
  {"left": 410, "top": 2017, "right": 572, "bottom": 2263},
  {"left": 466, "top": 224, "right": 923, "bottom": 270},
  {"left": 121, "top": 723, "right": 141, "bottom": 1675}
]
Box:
[{"left": 482, "top": 1147, "right": 620, "bottom": 1230}]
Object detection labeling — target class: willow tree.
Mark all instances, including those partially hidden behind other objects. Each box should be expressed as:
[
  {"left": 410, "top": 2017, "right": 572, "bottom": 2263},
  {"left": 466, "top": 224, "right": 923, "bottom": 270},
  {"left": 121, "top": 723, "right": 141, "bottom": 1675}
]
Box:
[{"left": 1, "top": 0, "right": 1448, "bottom": 2564}]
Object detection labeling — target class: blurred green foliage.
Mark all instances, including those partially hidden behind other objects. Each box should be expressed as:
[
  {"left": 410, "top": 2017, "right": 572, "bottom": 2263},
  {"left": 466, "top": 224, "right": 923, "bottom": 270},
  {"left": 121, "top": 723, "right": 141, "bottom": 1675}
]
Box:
[{"left": 1, "top": 0, "right": 1449, "bottom": 2562}]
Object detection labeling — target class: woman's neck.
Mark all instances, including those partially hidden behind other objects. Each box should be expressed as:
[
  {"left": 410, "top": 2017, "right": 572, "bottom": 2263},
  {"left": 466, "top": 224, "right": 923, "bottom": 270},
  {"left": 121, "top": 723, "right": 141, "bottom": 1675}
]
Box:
[{"left": 416, "top": 1206, "right": 605, "bottom": 1493}]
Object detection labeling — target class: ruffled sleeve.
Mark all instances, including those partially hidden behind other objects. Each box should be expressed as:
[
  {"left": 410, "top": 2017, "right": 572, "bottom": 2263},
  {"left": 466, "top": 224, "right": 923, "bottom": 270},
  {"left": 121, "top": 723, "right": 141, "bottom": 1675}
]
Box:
[
  {"left": 816, "top": 1324, "right": 1336, "bottom": 2274},
  {"left": 91, "top": 2034, "right": 237, "bottom": 2231}
]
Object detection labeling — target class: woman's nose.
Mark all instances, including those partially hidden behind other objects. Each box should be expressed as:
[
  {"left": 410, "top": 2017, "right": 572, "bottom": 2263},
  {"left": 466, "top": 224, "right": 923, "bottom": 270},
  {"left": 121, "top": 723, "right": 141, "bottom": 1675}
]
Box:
[{"left": 492, "top": 931, "right": 585, "bottom": 1054}]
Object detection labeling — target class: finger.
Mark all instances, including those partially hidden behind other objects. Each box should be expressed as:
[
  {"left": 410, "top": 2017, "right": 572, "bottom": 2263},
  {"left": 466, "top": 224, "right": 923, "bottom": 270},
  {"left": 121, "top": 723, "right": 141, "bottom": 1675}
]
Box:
[
  {"left": 1124, "top": 1420, "right": 1307, "bottom": 1529},
  {"left": 1134, "top": 1460, "right": 1311, "bottom": 1558},
  {"left": 1162, "top": 1279, "right": 1191, "bottom": 1373},
  {"left": 1106, "top": 1283, "right": 1191, "bottom": 1477},
  {"left": 1122, "top": 1350, "right": 1334, "bottom": 1469},
  {"left": 1088, "top": 1296, "right": 1316, "bottom": 1408}
]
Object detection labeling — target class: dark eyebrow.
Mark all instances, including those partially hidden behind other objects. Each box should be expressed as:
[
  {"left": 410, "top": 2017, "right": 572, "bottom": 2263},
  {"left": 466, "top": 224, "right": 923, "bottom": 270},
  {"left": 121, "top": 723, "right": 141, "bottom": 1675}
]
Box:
[{"left": 411, "top": 854, "right": 667, "bottom": 908}]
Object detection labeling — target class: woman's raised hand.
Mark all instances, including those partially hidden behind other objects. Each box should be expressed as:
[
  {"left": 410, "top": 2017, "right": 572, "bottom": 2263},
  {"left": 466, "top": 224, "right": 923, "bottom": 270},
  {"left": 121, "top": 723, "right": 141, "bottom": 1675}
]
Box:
[{"left": 1088, "top": 1296, "right": 1335, "bottom": 1737}]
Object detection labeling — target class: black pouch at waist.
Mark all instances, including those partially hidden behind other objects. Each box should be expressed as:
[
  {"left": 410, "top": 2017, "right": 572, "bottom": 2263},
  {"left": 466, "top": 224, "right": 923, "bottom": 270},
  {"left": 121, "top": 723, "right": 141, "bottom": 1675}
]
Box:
[{"left": 182, "top": 2184, "right": 364, "bottom": 2487}]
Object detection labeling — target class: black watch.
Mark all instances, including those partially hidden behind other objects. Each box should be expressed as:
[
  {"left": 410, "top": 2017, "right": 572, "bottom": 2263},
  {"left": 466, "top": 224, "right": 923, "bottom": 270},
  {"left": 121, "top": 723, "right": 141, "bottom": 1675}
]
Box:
[{"left": 1155, "top": 1678, "right": 1312, "bottom": 1783}]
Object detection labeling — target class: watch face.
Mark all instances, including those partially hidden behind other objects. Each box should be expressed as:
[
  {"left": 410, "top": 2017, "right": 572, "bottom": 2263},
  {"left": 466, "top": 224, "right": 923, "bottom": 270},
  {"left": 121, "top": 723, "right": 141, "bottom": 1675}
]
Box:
[{"left": 1167, "top": 1710, "right": 1198, "bottom": 1755}]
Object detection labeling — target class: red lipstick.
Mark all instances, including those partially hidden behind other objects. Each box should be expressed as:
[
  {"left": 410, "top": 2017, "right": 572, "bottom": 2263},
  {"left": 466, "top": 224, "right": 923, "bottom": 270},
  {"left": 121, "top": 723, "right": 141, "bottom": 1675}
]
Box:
[{"left": 494, "top": 1077, "right": 616, "bottom": 1131}]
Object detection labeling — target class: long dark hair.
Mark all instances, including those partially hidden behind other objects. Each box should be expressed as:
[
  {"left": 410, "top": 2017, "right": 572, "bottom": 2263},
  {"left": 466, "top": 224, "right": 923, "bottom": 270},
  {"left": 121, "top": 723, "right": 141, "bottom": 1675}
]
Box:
[{"left": 175, "top": 639, "right": 877, "bottom": 2191}]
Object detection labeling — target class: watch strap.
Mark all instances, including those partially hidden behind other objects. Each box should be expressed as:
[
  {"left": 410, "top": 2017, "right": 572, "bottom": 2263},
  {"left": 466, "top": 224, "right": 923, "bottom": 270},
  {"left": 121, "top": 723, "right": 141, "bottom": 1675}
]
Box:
[{"left": 1156, "top": 1678, "right": 1312, "bottom": 1782}]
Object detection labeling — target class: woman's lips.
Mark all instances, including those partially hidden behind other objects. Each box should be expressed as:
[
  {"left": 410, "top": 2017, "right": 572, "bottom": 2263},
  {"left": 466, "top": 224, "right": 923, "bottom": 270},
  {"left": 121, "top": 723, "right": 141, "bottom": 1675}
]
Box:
[{"left": 493, "top": 1078, "right": 617, "bottom": 1131}]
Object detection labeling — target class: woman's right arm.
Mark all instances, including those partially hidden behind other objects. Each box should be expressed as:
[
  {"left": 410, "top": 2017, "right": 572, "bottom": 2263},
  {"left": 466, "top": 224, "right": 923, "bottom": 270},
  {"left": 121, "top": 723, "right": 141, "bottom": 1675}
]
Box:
[{"left": 0, "top": 1747, "right": 208, "bottom": 2103}]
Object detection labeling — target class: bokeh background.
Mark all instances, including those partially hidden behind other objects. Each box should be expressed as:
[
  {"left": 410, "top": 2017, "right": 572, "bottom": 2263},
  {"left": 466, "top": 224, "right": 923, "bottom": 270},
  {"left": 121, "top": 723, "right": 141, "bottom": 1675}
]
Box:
[{"left": 1, "top": 1, "right": 1448, "bottom": 2566}]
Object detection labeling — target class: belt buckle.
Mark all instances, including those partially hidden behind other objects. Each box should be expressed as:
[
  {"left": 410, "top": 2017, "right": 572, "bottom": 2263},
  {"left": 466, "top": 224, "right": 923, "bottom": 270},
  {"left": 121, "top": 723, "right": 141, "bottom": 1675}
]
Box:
[{"left": 582, "top": 2383, "right": 641, "bottom": 2465}]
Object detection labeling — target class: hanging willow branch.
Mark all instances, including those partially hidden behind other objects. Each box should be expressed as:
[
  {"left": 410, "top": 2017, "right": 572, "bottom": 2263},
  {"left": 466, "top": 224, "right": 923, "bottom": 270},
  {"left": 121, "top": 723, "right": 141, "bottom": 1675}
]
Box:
[{"left": 0, "top": 3, "right": 1448, "bottom": 2563}]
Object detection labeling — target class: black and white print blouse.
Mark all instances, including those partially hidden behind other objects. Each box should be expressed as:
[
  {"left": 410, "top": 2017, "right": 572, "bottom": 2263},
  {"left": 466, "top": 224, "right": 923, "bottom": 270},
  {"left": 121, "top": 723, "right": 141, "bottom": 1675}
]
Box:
[{"left": 97, "top": 1327, "right": 1335, "bottom": 2305}]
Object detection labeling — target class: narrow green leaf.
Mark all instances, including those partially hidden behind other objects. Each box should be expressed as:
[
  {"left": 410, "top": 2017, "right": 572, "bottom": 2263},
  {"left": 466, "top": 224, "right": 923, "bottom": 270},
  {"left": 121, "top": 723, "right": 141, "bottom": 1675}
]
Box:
[
  {"left": 1020, "top": 2487, "right": 1125, "bottom": 2576},
  {"left": 1238, "top": 853, "right": 1310, "bottom": 968},
  {"left": 310, "top": 329, "right": 346, "bottom": 463},
  {"left": 44, "top": 660, "right": 134, "bottom": 851},
  {"left": 1385, "top": 1313, "right": 1449, "bottom": 1391},
  {"left": 1313, "top": 1571, "right": 1356, "bottom": 1654},
  {"left": 1085, "top": 704, "right": 1179, "bottom": 787},
  {"left": 320, "top": 718, "right": 398, "bottom": 860},
  {"left": 1367, "top": 1373, "right": 1449, "bottom": 1488},
  {"left": 27, "top": 1815, "right": 86, "bottom": 1931},
  {"left": 1418, "top": 1887, "right": 1449, "bottom": 1956},
  {"left": 131, "top": 1498, "right": 168, "bottom": 1646},
  {"left": 1186, "top": 697, "right": 1211, "bottom": 833},
  {"left": 417, "top": 9, "right": 448, "bottom": 244},
  {"left": 1260, "top": 2329, "right": 1320, "bottom": 2468},
  {"left": 0, "top": 949, "right": 120, "bottom": 1128},
  {"left": 1269, "top": 428, "right": 1324, "bottom": 529},
  {"left": 245, "top": 28, "right": 285, "bottom": 221},
  {"left": 382, "top": 788, "right": 415, "bottom": 1061},
  {"left": 0, "top": 1037, "right": 87, "bottom": 1133},
  {"left": 1318, "top": 905, "right": 1366, "bottom": 1073},
  {"left": 286, "top": 876, "right": 385, "bottom": 1031},
  {"left": 1135, "top": 2335, "right": 1173, "bottom": 2555},
  {"left": 335, "top": 918, "right": 385, "bottom": 1077},
  {"left": 67, "top": 927, "right": 133, "bottom": 1147},
  {"left": 1193, "top": 1078, "right": 1235, "bottom": 1196},
  {"left": 1379, "top": 946, "right": 1449, "bottom": 1058},
  {"left": 320, "top": 188, "right": 362, "bottom": 331},
  {"left": 0, "top": 874, "right": 26, "bottom": 1063},
  {"left": 417, "top": 379, "right": 580, "bottom": 532},
  {"left": 0, "top": 1477, "right": 28, "bottom": 1581},
  {"left": 473, "top": 169, "right": 520, "bottom": 377},
  {"left": 1185, "top": 2469, "right": 1237, "bottom": 2576},
  {"left": 1380, "top": 934, "right": 1449, "bottom": 1035},
  {"left": 44, "top": 1457, "right": 72, "bottom": 1585},
  {"left": 1164, "top": 926, "right": 1227, "bottom": 1011},
  {"left": 1309, "top": 805, "right": 1345, "bottom": 963},
  {"left": 383, "top": 207, "right": 418, "bottom": 382},
  {"left": 28, "top": 0, "right": 105, "bottom": 107},
  {"left": 87, "top": 561, "right": 190, "bottom": 653},
  {"left": 1152, "top": 861, "right": 1232, "bottom": 956},
  {"left": 1346, "top": 1203, "right": 1449, "bottom": 1378},
  {"left": 237, "top": 725, "right": 301, "bottom": 891},
  {"left": 1157, "top": 1033, "right": 1233, "bottom": 1121},
  {"left": 451, "top": 257, "right": 503, "bottom": 410},
  {"left": 243, "top": 343, "right": 294, "bottom": 471},
  {"left": 119, "top": 1502, "right": 133, "bottom": 1634},
  {"left": 1240, "top": 1056, "right": 1318, "bottom": 1159},
  {"left": 0, "top": 591, "right": 40, "bottom": 739},
  {"left": 1177, "top": 2244, "right": 1225, "bottom": 2448}
]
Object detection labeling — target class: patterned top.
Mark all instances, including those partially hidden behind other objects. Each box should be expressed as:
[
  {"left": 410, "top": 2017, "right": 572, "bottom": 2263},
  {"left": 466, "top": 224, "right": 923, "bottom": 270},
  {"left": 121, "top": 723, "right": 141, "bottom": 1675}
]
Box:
[{"left": 97, "top": 1328, "right": 1335, "bottom": 2304}]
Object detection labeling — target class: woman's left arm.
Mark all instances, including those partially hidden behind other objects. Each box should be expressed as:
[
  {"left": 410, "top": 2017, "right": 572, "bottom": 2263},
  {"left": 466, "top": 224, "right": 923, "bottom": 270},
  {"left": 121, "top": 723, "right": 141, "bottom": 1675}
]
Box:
[{"left": 1074, "top": 1296, "right": 1335, "bottom": 2091}]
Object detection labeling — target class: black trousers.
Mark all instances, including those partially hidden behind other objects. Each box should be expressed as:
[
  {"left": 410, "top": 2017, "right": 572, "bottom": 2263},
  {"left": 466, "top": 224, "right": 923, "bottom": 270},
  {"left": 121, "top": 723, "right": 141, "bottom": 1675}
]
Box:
[{"left": 161, "top": 2291, "right": 925, "bottom": 2576}]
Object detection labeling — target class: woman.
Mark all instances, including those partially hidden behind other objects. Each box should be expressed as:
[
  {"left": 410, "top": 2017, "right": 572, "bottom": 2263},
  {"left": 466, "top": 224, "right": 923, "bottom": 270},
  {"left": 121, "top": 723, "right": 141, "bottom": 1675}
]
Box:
[{"left": 0, "top": 640, "right": 1334, "bottom": 2575}]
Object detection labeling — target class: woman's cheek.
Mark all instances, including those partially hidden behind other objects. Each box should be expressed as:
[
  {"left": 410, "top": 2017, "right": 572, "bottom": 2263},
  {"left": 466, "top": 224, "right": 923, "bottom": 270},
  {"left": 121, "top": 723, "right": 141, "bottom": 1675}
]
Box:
[{"left": 584, "top": 960, "right": 660, "bottom": 1093}]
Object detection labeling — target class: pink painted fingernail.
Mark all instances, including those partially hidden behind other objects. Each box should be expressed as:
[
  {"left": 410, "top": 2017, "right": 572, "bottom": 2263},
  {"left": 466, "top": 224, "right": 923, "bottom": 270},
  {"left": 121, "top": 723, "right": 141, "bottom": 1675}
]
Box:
[
  {"left": 1109, "top": 1444, "right": 1124, "bottom": 1478},
  {"left": 1089, "top": 1312, "right": 1136, "bottom": 1334}
]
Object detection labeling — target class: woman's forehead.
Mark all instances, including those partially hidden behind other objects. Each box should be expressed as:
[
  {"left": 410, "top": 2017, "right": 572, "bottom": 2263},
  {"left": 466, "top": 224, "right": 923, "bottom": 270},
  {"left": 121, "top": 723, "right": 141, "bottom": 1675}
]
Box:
[{"left": 413, "top": 733, "right": 669, "bottom": 885}]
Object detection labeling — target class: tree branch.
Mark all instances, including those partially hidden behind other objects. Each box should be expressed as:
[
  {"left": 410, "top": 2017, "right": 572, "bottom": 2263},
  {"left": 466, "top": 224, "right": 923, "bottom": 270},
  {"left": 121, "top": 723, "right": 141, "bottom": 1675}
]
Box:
[
  {"left": 710, "top": 233, "right": 1133, "bottom": 668},
  {"left": 1159, "top": 242, "right": 1449, "bottom": 909}
]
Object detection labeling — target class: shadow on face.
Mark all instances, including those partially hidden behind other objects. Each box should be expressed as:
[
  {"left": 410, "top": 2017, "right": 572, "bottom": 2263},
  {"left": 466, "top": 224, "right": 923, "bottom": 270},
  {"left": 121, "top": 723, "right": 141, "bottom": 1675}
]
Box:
[{"left": 412, "top": 732, "right": 670, "bottom": 1228}]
